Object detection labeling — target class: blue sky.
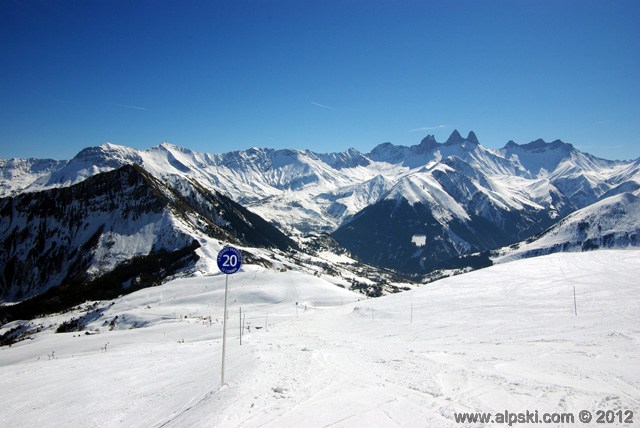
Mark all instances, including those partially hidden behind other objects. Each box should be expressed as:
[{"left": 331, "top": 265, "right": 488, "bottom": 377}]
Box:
[{"left": 1, "top": 0, "right": 639, "bottom": 161}]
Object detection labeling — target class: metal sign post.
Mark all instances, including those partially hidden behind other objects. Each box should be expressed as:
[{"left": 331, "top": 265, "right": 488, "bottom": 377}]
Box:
[{"left": 217, "top": 246, "right": 243, "bottom": 388}]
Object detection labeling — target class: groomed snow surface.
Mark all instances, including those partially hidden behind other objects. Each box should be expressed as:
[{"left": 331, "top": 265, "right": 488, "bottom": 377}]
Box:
[{"left": 1, "top": 250, "right": 639, "bottom": 427}]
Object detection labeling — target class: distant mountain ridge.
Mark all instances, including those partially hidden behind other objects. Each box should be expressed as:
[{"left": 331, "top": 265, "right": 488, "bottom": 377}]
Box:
[
  {"left": 494, "top": 190, "right": 640, "bottom": 262},
  {"left": 1, "top": 130, "right": 638, "bottom": 276},
  {"left": 0, "top": 157, "right": 67, "bottom": 197}
]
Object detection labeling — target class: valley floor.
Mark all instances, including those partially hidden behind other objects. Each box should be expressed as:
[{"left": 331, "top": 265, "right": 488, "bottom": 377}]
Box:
[{"left": 1, "top": 250, "right": 639, "bottom": 427}]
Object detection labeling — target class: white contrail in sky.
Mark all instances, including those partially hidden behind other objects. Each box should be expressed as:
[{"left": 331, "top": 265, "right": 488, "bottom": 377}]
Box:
[
  {"left": 409, "top": 124, "right": 448, "bottom": 132},
  {"left": 113, "top": 103, "right": 148, "bottom": 111},
  {"left": 311, "top": 102, "right": 334, "bottom": 110}
]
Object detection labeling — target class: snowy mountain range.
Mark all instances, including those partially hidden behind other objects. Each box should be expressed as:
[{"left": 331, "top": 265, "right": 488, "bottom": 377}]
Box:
[
  {"left": 0, "top": 164, "right": 299, "bottom": 317},
  {"left": 333, "top": 133, "right": 640, "bottom": 272},
  {"left": 1, "top": 130, "right": 639, "bottom": 309}
]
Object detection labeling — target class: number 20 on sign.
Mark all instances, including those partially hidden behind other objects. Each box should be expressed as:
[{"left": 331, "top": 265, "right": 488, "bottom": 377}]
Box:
[{"left": 217, "top": 246, "right": 242, "bottom": 274}]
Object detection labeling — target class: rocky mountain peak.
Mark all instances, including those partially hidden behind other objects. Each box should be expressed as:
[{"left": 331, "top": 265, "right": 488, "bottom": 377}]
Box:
[
  {"left": 417, "top": 135, "right": 439, "bottom": 152},
  {"left": 443, "top": 130, "right": 478, "bottom": 146},
  {"left": 466, "top": 131, "right": 479, "bottom": 145},
  {"left": 445, "top": 129, "right": 464, "bottom": 145}
]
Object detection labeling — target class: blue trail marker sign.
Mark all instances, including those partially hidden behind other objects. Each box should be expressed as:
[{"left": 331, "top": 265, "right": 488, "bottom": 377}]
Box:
[
  {"left": 218, "top": 246, "right": 242, "bottom": 387},
  {"left": 217, "top": 246, "right": 243, "bottom": 274}
]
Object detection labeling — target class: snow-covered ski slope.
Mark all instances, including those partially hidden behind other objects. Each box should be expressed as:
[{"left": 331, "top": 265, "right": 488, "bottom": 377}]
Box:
[{"left": 1, "top": 250, "right": 639, "bottom": 427}]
